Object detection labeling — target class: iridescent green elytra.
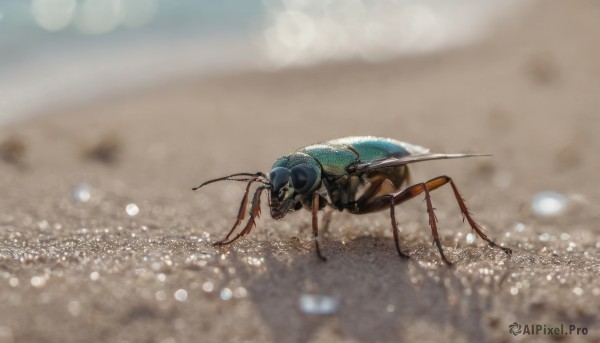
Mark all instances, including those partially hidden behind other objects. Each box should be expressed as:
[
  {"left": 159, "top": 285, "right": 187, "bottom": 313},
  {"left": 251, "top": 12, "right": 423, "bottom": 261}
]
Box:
[{"left": 194, "top": 136, "right": 512, "bottom": 265}]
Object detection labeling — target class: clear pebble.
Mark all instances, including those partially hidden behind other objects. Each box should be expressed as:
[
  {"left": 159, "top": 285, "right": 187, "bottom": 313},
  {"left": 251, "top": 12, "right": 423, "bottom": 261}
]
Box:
[
  {"left": 299, "top": 294, "right": 339, "bottom": 315},
  {"left": 90, "top": 271, "right": 99, "bottom": 281},
  {"left": 126, "top": 203, "right": 140, "bottom": 216},
  {"left": 202, "top": 282, "right": 214, "bottom": 293},
  {"left": 157, "top": 273, "right": 166, "bottom": 282},
  {"left": 538, "top": 233, "right": 550, "bottom": 242},
  {"left": 174, "top": 289, "right": 188, "bottom": 302},
  {"left": 31, "top": 276, "right": 46, "bottom": 288},
  {"left": 573, "top": 287, "right": 583, "bottom": 296},
  {"left": 510, "top": 287, "right": 518, "bottom": 295},
  {"left": 466, "top": 233, "right": 476, "bottom": 244},
  {"left": 531, "top": 192, "right": 566, "bottom": 216},
  {"left": 73, "top": 183, "right": 92, "bottom": 202},
  {"left": 245, "top": 257, "right": 264, "bottom": 266},
  {"left": 220, "top": 288, "right": 233, "bottom": 301}
]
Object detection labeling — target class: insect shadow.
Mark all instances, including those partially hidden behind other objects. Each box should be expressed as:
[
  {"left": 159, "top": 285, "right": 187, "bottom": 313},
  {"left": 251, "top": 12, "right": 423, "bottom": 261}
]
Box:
[{"left": 231, "top": 237, "right": 492, "bottom": 343}]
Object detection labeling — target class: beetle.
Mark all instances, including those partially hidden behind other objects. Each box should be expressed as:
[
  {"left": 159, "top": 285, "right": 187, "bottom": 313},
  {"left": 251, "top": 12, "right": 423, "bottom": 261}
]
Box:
[{"left": 193, "top": 136, "right": 511, "bottom": 265}]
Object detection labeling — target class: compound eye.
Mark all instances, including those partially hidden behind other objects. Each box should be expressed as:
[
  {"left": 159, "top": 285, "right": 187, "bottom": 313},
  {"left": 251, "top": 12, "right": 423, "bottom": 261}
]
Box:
[
  {"left": 290, "top": 164, "right": 317, "bottom": 194},
  {"left": 269, "top": 167, "right": 291, "bottom": 192}
]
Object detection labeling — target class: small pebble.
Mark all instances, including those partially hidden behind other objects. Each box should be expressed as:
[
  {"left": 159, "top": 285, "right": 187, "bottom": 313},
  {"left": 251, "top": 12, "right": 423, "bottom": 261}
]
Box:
[
  {"left": 299, "top": 294, "right": 339, "bottom": 315},
  {"left": 466, "top": 233, "right": 476, "bottom": 244},
  {"left": 531, "top": 192, "right": 566, "bottom": 216},
  {"left": 220, "top": 288, "right": 233, "bottom": 301},
  {"left": 73, "top": 183, "right": 92, "bottom": 203},
  {"left": 126, "top": 203, "right": 140, "bottom": 216},
  {"left": 174, "top": 289, "right": 187, "bottom": 302},
  {"left": 202, "top": 282, "right": 214, "bottom": 293}
]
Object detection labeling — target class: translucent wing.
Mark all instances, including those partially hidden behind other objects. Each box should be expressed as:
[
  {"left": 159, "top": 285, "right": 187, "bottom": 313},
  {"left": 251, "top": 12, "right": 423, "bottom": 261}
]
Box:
[{"left": 353, "top": 153, "right": 490, "bottom": 173}]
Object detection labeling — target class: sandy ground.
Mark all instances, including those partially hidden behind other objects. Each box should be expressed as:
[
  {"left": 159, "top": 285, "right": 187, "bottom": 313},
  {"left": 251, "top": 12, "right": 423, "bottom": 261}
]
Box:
[{"left": 1, "top": 1, "right": 600, "bottom": 342}]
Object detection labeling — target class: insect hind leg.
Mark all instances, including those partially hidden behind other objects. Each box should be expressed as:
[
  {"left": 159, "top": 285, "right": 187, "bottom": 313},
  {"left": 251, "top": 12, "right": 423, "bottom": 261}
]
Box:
[
  {"left": 354, "top": 175, "right": 510, "bottom": 265},
  {"left": 355, "top": 178, "right": 454, "bottom": 265},
  {"left": 386, "top": 195, "right": 410, "bottom": 259},
  {"left": 445, "top": 177, "right": 512, "bottom": 255}
]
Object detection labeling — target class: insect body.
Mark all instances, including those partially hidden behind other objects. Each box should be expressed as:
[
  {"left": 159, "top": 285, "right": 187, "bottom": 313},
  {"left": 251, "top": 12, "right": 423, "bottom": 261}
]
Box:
[{"left": 193, "top": 136, "right": 511, "bottom": 265}]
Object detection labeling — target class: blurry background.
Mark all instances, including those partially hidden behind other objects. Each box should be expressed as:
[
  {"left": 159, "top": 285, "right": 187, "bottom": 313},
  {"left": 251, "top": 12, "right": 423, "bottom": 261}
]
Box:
[
  {"left": 1, "top": 0, "right": 528, "bottom": 123},
  {"left": 1, "top": 1, "right": 600, "bottom": 343}
]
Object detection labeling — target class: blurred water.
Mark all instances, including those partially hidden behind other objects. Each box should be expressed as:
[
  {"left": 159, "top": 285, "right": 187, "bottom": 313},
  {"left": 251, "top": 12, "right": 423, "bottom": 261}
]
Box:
[{"left": 0, "top": 0, "right": 530, "bottom": 124}]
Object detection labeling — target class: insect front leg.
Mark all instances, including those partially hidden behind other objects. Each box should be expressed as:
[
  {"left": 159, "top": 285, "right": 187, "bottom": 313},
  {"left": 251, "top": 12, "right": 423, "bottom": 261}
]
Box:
[
  {"left": 311, "top": 193, "right": 327, "bottom": 261},
  {"left": 213, "top": 180, "right": 255, "bottom": 246},
  {"left": 215, "top": 185, "right": 268, "bottom": 246}
]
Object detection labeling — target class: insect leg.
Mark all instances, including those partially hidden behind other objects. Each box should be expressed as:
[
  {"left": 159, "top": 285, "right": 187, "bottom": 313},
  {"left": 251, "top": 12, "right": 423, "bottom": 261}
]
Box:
[
  {"left": 352, "top": 174, "right": 411, "bottom": 259},
  {"left": 445, "top": 177, "right": 512, "bottom": 255},
  {"left": 396, "top": 175, "right": 512, "bottom": 257},
  {"left": 312, "top": 193, "right": 327, "bottom": 261},
  {"left": 354, "top": 177, "right": 453, "bottom": 265},
  {"left": 320, "top": 207, "right": 334, "bottom": 234},
  {"left": 421, "top": 182, "right": 453, "bottom": 266},
  {"left": 387, "top": 195, "right": 410, "bottom": 259},
  {"left": 213, "top": 179, "right": 255, "bottom": 246},
  {"left": 216, "top": 185, "right": 268, "bottom": 246},
  {"left": 356, "top": 175, "right": 510, "bottom": 264}
]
